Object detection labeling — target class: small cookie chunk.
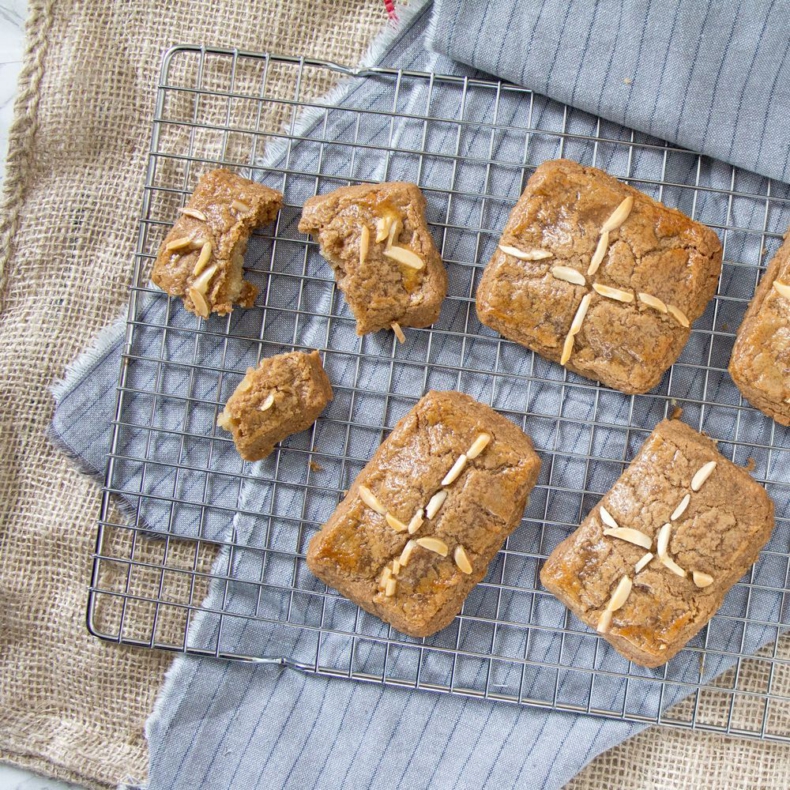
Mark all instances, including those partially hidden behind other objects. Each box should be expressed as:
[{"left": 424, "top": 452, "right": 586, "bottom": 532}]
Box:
[
  {"left": 540, "top": 419, "right": 774, "bottom": 668},
  {"left": 476, "top": 159, "right": 722, "bottom": 394},
  {"left": 729, "top": 228, "right": 790, "bottom": 424},
  {"left": 152, "top": 169, "right": 282, "bottom": 317},
  {"left": 307, "top": 391, "right": 540, "bottom": 637},
  {"left": 217, "top": 350, "right": 332, "bottom": 461},
  {"left": 298, "top": 181, "right": 447, "bottom": 335}
]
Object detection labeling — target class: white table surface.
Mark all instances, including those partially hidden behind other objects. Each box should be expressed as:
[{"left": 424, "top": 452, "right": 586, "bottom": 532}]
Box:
[{"left": 0, "top": 2, "right": 88, "bottom": 788}]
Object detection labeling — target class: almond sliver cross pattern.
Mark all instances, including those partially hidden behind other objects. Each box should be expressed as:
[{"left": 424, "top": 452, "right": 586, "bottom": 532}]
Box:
[{"left": 497, "top": 196, "right": 691, "bottom": 367}]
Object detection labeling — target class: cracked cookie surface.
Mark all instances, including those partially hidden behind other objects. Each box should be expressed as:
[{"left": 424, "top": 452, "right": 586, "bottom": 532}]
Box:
[
  {"left": 540, "top": 419, "right": 774, "bottom": 667},
  {"left": 476, "top": 159, "right": 722, "bottom": 394}
]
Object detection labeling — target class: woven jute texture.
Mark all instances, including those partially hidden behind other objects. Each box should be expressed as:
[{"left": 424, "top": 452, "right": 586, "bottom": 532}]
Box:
[{"left": 1, "top": 1, "right": 789, "bottom": 788}]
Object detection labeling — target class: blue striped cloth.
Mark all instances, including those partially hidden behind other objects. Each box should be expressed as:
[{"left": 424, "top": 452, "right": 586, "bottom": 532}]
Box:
[
  {"left": 50, "top": 3, "right": 790, "bottom": 788},
  {"left": 427, "top": 0, "right": 790, "bottom": 184}
]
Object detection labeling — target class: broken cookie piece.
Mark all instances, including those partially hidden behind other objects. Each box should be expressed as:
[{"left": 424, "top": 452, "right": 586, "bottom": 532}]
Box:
[
  {"left": 217, "top": 350, "right": 333, "bottom": 461},
  {"left": 152, "top": 169, "right": 283, "bottom": 318},
  {"left": 307, "top": 391, "right": 540, "bottom": 637},
  {"left": 476, "top": 159, "right": 722, "bottom": 394},
  {"left": 298, "top": 181, "right": 447, "bottom": 336},
  {"left": 540, "top": 419, "right": 774, "bottom": 667}
]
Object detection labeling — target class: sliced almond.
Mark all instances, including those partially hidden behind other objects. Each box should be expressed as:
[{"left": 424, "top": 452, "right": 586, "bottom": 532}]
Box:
[
  {"left": 656, "top": 522, "right": 671, "bottom": 558},
  {"left": 385, "top": 578, "right": 397, "bottom": 597},
  {"left": 693, "top": 570, "right": 714, "bottom": 588},
  {"left": 560, "top": 332, "right": 575, "bottom": 366},
  {"left": 375, "top": 214, "right": 392, "bottom": 243},
  {"left": 550, "top": 265, "right": 586, "bottom": 286},
  {"left": 570, "top": 293, "right": 593, "bottom": 336},
  {"left": 597, "top": 609, "right": 613, "bottom": 634},
  {"left": 606, "top": 575, "right": 632, "bottom": 611},
  {"left": 425, "top": 489, "right": 448, "bottom": 520},
  {"left": 399, "top": 539, "right": 417, "bottom": 566},
  {"left": 773, "top": 280, "right": 790, "bottom": 300},
  {"left": 192, "top": 241, "right": 213, "bottom": 276},
  {"left": 467, "top": 433, "right": 491, "bottom": 460},
  {"left": 385, "top": 512, "right": 408, "bottom": 533},
  {"left": 391, "top": 559, "right": 401, "bottom": 576},
  {"left": 232, "top": 199, "right": 251, "bottom": 214},
  {"left": 671, "top": 493, "right": 691, "bottom": 521},
  {"left": 454, "top": 545, "right": 473, "bottom": 574},
  {"left": 258, "top": 393, "right": 275, "bottom": 412},
  {"left": 638, "top": 292, "right": 668, "bottom": 313},
  {"left": 498, "top": 244, "right": 552, "bottom": 261},
  {"left": 407, "top": 512, "right": 424, "bottom": 535},
  {"left": 383, "top": 246, "right": 425, "bottom": 270},
  {"left": 188, "top": 287, "right": 210, "bottom": 318},
  {"left": 166, "top": 235, "right": 194, "bottom": 252},
  {"left": 216, "top": 410, "right": 233, "bottom": 430},
  {"left": 391, "top": 322, "right": 406, "bottom": 343},
  {"left": 603, "top": 527, "right": 652, "bottom": 549},
  {"left": 191, "top": 263, "right": 219, "bottom": 295},
  {"left": 599, "top": 505, "right": 618, "bottom": 529},
  {"left": 359, "top": 485, "right": 387, "bottom": 516},
  {"left": 660, "top": 555, "right": 687, "bottom": 577},
  {"left": 387, "top": 216, "right": 403, "bottom": 249},
  {"left": 359, "top": 224, "right": 370, "bottom": 265},
  {"left": 667, "top": 304, "right": 690, "bottom": 328},
  {"left": 587, "top": 230, "right": 610, "bottom": 276},
  {"left": 179, "top": 207, "right": 207, "bottom": 222},
  {"left": 441, "top": 454, "right": 467, "bottom": 487},
  {"left": 691, "top": 461, "right": 716, "bottom": 492},
  {"left": 634, "top": 552, "right": 654, "bottom": 573},
  {"left": 416, "top": 536, "right": 448, "bottom": 557},
  {"left": 236, "top": 377, "right": 253, "bottom": 393},
  {"left": 601, "top": 195, "right": 634, "bottom": 233},
  {"left": 380, "top": 566, "right": 392, "bottom": 588},
  {"left": 592, "top": 283, "right": 634, "bottom": 303}
]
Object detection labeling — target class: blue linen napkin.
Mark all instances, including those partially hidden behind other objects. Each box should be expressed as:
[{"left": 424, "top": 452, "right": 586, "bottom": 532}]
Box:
[
  {"left": 427, "top": 0, "right": 790, "bottom": 185},
  {"left": 51, "top": 2, "right": 790, "bottom": 788}
]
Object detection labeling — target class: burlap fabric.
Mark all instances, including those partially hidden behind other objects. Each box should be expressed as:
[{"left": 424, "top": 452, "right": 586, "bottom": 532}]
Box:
[{"left": 1, "top": 1, "right": 789, "bottom": 788}]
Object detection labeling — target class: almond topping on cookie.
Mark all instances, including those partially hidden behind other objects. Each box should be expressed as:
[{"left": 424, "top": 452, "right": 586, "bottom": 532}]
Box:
[
  {"left": 773, "top": 281, "right": 790, "bottom": 299},
  {"left": 166, "top": 235, "right": 195, "bottom": 252},
  {"left": 416, "top": 537, "right": 448, "bottom": 557},
  {"left": 634, "top": 552, "right": 654, "bottom": 573},
  {"left": 386, "top": 512, "right": 408, "bottom": 533},
  {"left": 467, "top": 433, "right": 492, "bottom": 459},
  {"left": 425, "top": 490, "right": 448, "bottom": 520},
  {"left": 551, "top": 266, "right": 586, "bottom": 286},
  {"left": 359, "top": 485, "right": 387, "bottom": 516},
  {"left": 593, "top": 283, "right": 634, "bottom": 302},
  {"left": 667, "top": 305, "right": 690, "bottom": 328},
  {"left": 691, "top": 461, "right": 716, "bottom": 492},
  {"left": 607, "top": 576, "right": 632, "bottom": 611},
  {"left": 383, "top": 246, "right": 425, "bottom": 270},
  {"left": 454, "top": 545, "right": 473, "bottom": 574},
  {"left": 259, "top": 393, "right": 275, "bottom": 412},
  {"left": 599, "top": 506, "right": 618, "bottom": 529},
  {"left": 570, "top": 293, "right": 593, "bottom": 335},
  {"left": 391, "top": 322, "right": 406, "bottom": 343},
  {"left": 498, "top": 244, "right": 552, "bottom": 261},
  {"left": 399, "top": 539, "right": 417, "bottom": 566},
  {"left": 638, "top": 292, "right": 668, "bottom": 313},
  {"left": 692, "top": 571, "right": 714, "bottom": 588},
  {"left": 193, "top": 241, "right": 214, "bottom": 276},
  {"left": 232, "top": 200, "right": 251, "bottom": 214},
  {"left": 560, "top": 332, "right": 575, "bottom": 366},
  {"left": 407, "top": 512, "right": 424, "bottom": 535},
  {"left": 587, "top": 231, "right": 610, "bottom": 276},
  {"left": 601, "top": 196, "right": 634, "bottom": 233},
  {"left": 359, "top": 224, "right": 370, "bottom": 265},
  {"left": 188, "top": 288, "right": 210, "bottom": 318},
  {"left": 441, "top": 454, "right": 468, "bottom": 487},
  {"left": 179, "top": 207, "right": 207, "bottom": 222},
  {"left": 671, "top": 494, "right": 691, "bottom": 521},
  {"left": 603, "top": 528, "right": 652, "bottom": 549}
]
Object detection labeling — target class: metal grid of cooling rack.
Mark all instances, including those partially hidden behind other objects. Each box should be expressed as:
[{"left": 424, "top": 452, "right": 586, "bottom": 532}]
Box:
[{"left": 89, "top": 45, "right": 790, "bottom": 740}]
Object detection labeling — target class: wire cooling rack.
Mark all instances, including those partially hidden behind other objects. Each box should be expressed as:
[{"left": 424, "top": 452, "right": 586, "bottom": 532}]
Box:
[{"left": 89, "top": 45, "right": 790, "bottom": 740}]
